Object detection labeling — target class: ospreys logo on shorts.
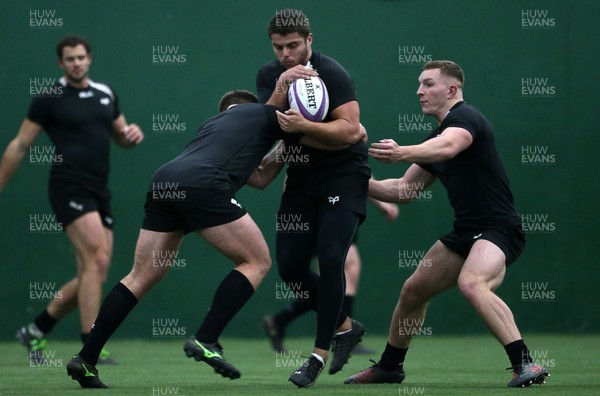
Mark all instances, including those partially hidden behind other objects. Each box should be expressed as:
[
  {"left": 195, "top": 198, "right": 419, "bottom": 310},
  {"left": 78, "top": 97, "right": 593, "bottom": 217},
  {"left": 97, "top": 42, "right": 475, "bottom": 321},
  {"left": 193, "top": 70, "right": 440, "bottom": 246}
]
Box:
[
  {"left": 230, "top": 198, "right": 242, "bottom": 209},
  {"left": 328, "top": 196, "right": 340, "bottom": 205}
]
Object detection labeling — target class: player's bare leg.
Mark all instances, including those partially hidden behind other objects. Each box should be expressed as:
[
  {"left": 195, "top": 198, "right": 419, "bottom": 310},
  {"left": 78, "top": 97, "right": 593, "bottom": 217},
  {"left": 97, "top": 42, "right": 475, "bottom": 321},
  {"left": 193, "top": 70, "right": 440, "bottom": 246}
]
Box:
[
  {"left": 47, "top": 276, "right": 78, "bottom": 320},
  {"left": 344, "top": 241, "right": 463, "bottom": 385},
  {"left": 390, "top": 241, "right": 463, "bottom": 348},
  {"left": 65, "top": 212, "right": 113, "bottom": 333},
  {"left": 344, "top": 244, "right": 360, "bottom": 296},
  {"left": 457, "top": 239, "right": 549, "bottom": 387},
  {"left": 120, "top": 229, "right": 184, "bottom": 298},
  {"left": 183, "top": 213, "right": 271, "bottom": 380},
  {"left": 457, "top": 239, "right": 520, "bottom": 344},
  {"left": 197, "top": 213, "right": 271, "bottom": 289}
]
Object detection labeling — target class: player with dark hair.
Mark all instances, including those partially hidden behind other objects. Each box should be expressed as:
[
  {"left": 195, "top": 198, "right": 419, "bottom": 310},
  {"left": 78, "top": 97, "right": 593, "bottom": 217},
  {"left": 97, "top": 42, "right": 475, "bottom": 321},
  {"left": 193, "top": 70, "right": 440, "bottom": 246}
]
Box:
[
  {"left": 344, "top": 60, "right": 549, "bottom": 388},
  {"left": 65, "top": 89, "right": 364, "bottom": 388},
  {"left": 1, "top": 34, "right": 144, "bottom": 366},
  {"left": 256, "top": 9, "right": 370, "bottom": 387}
]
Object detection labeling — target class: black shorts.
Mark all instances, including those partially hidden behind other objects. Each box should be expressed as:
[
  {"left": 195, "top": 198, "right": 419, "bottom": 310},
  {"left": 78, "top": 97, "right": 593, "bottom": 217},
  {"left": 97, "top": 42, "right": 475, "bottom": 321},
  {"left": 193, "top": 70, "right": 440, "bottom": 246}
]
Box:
[
  {"left": 440, "top": 225, "right": 525, "bottom": 266},
  {"left": 48, "top": 181, "right": 114, "bottom": 229},
  {"left": 141, "top": 187, "right": 247, "bottom": 234}
]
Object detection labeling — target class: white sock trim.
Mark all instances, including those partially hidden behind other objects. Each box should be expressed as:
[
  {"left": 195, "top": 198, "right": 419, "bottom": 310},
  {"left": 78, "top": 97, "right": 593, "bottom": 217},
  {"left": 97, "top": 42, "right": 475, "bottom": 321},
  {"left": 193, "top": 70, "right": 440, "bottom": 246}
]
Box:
[
  {"left": 311, "top": 352, "right": 325, "bottom": 365},
  {"left": 335, "top": 327, "right": 352, "bottom": 336}
]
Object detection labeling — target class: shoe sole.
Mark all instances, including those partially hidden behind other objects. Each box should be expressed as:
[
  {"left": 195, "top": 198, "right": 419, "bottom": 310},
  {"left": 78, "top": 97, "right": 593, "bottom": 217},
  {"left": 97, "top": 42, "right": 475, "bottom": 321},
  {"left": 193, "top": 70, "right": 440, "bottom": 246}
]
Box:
[
  {"left": 344, "top": 374, "right": 406, "bottom": 384},
  {"left": 509, "top": 371, "right": 550, "bottom": 387},
  {"left": 289, "top": 366, "right": 323, "bottom": 388},
  {"left": 289, "top": 377, "right": 317, "bottom": 388}
]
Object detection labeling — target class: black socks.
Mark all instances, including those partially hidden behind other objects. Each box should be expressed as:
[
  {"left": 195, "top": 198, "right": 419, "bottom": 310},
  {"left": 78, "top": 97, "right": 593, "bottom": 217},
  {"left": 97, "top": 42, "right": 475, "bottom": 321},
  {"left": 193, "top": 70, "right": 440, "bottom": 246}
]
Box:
[
  {"left": 505, "top": 339, "right": 533, "bottom": 368},
  {"left": 78, "top": 282, "right": 138, "bottom": 365},
  {"left": 194, "top": 270, "right": 254, "bottom": 344},
  {"left": 379, "top": 342, "right": 408, "bottom": 371}
]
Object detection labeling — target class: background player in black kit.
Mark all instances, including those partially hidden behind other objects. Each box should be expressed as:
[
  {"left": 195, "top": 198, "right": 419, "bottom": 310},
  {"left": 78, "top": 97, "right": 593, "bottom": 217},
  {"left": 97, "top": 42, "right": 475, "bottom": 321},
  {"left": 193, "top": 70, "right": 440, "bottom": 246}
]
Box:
[
  {"left": 0, "top": 35, "right": 144, "bottom": 365},
  {"left": 65, "top": 90, "right": 362, "bottom": 388},
  {"left": 344, "top": 61, "right": 549, "bottom": 388},
  {"left": 256, "top": 9, "right": 370, "bottom": 387}
]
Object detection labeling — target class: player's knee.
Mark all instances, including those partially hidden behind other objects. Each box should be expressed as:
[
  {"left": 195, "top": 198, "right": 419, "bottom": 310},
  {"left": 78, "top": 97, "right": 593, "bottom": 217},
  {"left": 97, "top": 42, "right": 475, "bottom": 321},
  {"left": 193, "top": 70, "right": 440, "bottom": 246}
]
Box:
[
  {"left": 253, "top": 255, "right": 271, "bottom": 278},
  {"left": 457, "top": 274, "right": 482, "bottom": 302},
  {"left": 95, "top": 248, "right": 111, "bottom": 272},
  {"left": 400, "top": 278, "right": 426, "bottom": 305},
  {"left": 80, "top": 246, "right": 111, "bottom": 277}
]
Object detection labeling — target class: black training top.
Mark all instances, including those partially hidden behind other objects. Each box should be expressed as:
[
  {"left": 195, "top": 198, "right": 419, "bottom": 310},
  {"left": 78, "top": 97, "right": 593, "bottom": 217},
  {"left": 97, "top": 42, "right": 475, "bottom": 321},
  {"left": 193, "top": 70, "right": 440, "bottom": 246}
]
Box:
[
  {"left": 418, "top": 102, "right": 521, "bottom": 230},
  {"left": 27, "top": 77, "right": 120, "bottom": 192},
  {"left": 256, "top": 51, "right": 371, "bottom": 188},
  {"left": 151, "top": 103, "right": 293, "bottom": 192}
]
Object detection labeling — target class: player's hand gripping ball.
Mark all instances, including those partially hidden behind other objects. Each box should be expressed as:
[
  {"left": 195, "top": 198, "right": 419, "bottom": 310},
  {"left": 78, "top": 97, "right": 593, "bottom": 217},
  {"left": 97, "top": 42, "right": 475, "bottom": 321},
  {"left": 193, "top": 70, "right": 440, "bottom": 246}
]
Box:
[{"left": 288, "top": 76, "right": 329, "bottom": 122}]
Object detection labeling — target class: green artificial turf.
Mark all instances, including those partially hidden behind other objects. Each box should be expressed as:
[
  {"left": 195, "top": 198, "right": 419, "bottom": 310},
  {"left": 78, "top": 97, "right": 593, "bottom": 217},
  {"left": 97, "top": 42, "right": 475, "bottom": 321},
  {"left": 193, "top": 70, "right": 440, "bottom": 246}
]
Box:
[{"left": 1, "top": 334, "right": 598, "bottom": 395}]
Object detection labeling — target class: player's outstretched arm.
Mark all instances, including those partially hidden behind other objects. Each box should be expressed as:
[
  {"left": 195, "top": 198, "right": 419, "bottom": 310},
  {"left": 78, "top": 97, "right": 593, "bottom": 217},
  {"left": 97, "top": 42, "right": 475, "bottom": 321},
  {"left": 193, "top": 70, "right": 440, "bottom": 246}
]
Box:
[
  {"left": 369, "top": 164, "right": 436, "bottom": 204},
  {"left": 369, "top": 127, "right": 472, "bottom": 164},
  {"left": 111, "top": 115, "right": 144, "bottom": 148},
  {"left": 0, "top": 119, "right": 42, "bottom": 192},
  {"left": 246, "top": 141, "right": 285, "bottom": 190},
  {"left": 368, "top": 196, "right": 400, "bottom": 221}
]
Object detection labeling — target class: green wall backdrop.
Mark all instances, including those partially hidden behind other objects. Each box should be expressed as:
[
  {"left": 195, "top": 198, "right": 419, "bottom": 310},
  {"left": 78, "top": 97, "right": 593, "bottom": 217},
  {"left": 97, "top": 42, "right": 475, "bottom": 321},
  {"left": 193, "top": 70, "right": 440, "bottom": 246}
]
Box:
[{"left": 1, "top": 0, "right": 597, "bottom": 340}]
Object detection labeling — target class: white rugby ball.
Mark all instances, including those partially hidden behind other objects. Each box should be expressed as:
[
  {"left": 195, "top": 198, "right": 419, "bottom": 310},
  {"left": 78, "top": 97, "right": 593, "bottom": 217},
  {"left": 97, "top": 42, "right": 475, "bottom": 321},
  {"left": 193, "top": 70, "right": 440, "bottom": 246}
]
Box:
[{"left": 288, "top": 76, "right": 329, "bottom": 122}]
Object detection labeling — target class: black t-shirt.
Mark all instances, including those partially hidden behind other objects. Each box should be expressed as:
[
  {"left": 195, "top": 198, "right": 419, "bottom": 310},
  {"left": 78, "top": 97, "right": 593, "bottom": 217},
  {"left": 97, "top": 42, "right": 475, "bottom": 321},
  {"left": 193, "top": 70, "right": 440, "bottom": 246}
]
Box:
[
  {"left": 418, "top": 102, "right": 521, "bottom": 230},
  {"left": 255, "top": 51, "right": 370, "bottom": 188},
  {"left": 151, "top": 103, "right": 292, "bottom": 192},
  {"left": 27, "top": 77, "right": 121, "bottom": 192}
]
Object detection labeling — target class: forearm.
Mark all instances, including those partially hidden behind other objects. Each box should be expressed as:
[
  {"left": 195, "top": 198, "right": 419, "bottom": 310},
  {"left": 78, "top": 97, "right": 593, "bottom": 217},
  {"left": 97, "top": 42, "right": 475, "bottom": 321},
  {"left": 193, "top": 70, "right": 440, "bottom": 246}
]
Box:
[
  {"left": 368, "top": 177, "right": 429, "bottom": 205},
  {"left": 0, "top": 139, "right": 27, "bottom": 191},
  {"left": 368, "top": 178, "right": 403, "bottom": 203},
  {"left": 266, "top": 83, "right": 288, "bottom": 108},
  {"left": 398, "top": 138, "right": 458, "bottom": 163},
  {"left": 112, "top": 116, "right": 143, "bottom": 148},
  {"left": 299, "top": 118, "right": 360, "bottom": 145},
  {"left": 246, "top": 142, "right": 285, "bottom": 189}
]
